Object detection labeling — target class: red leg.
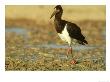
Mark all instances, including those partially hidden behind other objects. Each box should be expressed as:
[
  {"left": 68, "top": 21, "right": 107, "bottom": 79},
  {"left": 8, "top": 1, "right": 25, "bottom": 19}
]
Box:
[
  {"left": 66, "top": 47, "right": 77, "bottom": 64},
  {"left": 67, "top": 47, "right": 72, "bottom": 55},
  {"left": 70, "top": 59, "right": 77, "bottom": 64},
  {"left": 69, "top": 47, "right": 72, "bottom": 54}
]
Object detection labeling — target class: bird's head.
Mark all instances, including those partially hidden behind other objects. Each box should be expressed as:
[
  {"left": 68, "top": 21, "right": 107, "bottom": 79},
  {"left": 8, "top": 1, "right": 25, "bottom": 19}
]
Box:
[{"left": 50, "top": 5, "right": 63, "bottom": 19}]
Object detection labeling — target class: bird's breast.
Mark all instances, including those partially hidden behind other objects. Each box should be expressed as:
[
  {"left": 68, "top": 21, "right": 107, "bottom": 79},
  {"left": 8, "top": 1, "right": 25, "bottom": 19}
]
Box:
[{"left": 58, "top": 24, "right": 71, "bottom": 43}]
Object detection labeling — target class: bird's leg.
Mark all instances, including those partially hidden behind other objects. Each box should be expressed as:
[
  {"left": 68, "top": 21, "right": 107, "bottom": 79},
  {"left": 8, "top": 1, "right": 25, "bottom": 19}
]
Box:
[
  {"left": 66, "top": 46, "right": 77, "bottom": 64},
  {"left": 70, "top": 46, "right": 72, "bottom": 54},
  {"left": 67, "top": 46, "right": 72, "bottom": 55}
]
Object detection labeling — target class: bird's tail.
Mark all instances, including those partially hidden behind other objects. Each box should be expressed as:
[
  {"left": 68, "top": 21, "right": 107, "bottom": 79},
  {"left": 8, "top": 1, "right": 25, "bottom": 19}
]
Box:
[
  {"left": 83, "top": 39, "right": 88, "bottom": 44},
  {"left": 78, "top": 39, "right": 88, "bottom": 45},
  {"left": 79, "top": 34, "right": 88, "bottom": 45}
]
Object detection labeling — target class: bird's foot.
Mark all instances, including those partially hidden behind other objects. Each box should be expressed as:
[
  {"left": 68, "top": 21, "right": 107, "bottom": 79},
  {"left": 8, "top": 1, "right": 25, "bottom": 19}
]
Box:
[
  {"left": 70, "top": 59, "right": 77, "bottom": 64},
  {"left": 67, "top": 47, "right": 72, "bottom": 55}
]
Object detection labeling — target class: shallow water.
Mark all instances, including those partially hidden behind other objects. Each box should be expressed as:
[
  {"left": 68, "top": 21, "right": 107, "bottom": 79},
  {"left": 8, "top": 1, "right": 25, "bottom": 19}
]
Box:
[
  {"left": 6, "top": 26, "right": 106, "bottom": 38},
  {"left": 25, "top": 44, "right": 104, "bottom": 51},
  {"left": 6, "top": 27, "right": 28, "bottom": 36}
]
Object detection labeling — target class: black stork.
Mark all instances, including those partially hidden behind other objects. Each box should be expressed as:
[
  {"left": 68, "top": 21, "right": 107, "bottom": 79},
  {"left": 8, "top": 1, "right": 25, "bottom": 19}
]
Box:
[{"left": 50, "top": 5, "right": 88, "bottom": 63}]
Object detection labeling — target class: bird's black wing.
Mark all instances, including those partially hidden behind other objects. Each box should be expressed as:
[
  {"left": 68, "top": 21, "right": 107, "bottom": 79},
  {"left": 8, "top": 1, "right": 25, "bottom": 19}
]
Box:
[{"left": 66, "top": 22, "right": 87, "bottom": 44}]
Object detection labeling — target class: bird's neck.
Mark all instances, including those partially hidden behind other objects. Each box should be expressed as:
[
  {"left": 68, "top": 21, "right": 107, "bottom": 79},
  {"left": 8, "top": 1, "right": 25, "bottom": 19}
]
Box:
[
  {"left": 55, "top": 16, "right": 61, "bottom": 21},
  {"left": 54, "top": 15, "right": 62, "bottom": 33},
  {"left": 55, "top": 12, "right": 62, "bottom": 21},
  {"left": 54, "top": 17, "right": 61, "bottom": 25}
]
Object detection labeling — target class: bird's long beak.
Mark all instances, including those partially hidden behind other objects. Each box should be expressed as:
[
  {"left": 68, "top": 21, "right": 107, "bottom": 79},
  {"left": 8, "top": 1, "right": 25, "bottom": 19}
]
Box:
[
  {"left": 50, "top": 10, "right": 56, "bottom": 19},
  {"left": 50, "top": 9, "right": 59, "bottom": 19}
]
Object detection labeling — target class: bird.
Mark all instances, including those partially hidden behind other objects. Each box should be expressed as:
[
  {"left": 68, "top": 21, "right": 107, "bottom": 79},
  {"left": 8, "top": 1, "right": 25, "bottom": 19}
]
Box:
[{"left": 50, "top": 5, "right": 88, "bottom": 64}]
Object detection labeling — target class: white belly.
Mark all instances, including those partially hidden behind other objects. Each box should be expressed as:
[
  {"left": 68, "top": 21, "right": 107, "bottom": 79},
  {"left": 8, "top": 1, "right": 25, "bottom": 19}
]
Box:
[{"left": 58, "top": 24, "right": 71, "bottom": 45}]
